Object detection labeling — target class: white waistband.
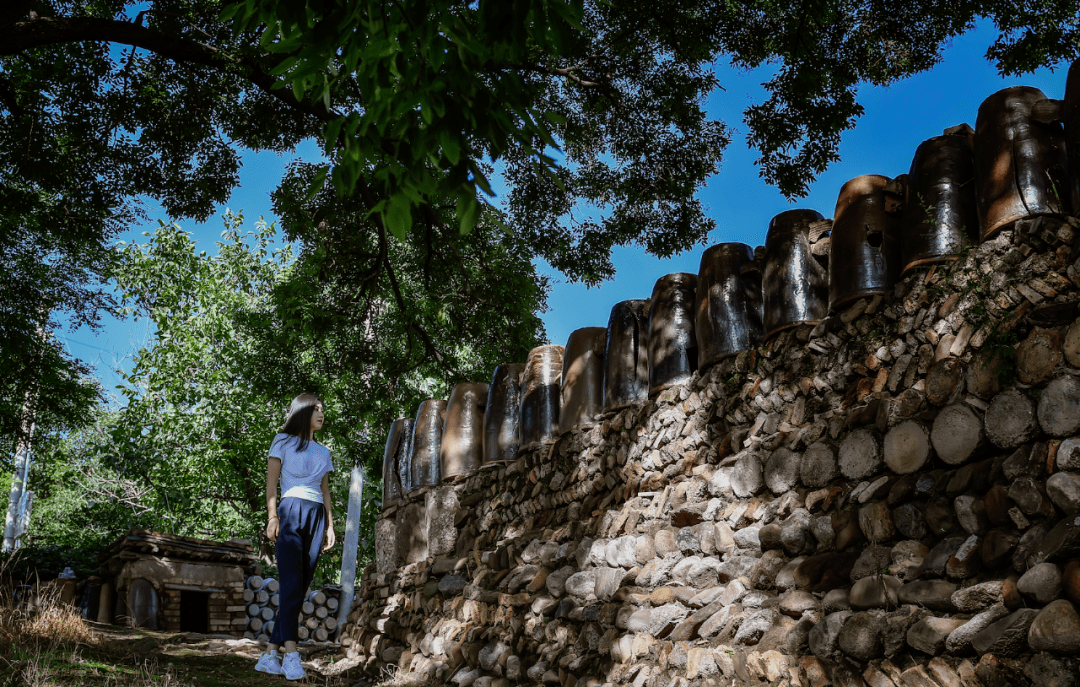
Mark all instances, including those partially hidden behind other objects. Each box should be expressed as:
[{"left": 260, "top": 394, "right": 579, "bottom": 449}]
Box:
[{"left": 282, "top": 486, "right": 323, "bottom": 503}]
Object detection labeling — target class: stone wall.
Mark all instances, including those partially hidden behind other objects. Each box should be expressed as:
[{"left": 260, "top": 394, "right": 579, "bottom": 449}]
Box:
[{"left": 339, "top": 222, "right": 1080, "bottom": 687}]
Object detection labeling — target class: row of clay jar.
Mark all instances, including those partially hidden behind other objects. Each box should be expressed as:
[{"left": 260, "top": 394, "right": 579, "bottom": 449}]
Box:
[{"left": 380, "top": 72, "right": 1080, "bottom": 508}]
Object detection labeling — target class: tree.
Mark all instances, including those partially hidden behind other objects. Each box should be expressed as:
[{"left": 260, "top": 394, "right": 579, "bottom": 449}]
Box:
[
  {"left": 1, "top": 408, "right": 141, "bottom": 578},
  {"left": 3, "top": 0, "right": 1079, "bottom": 439},
  {"left": 100, "top": 210, "right": 545, "bottom": 578}
]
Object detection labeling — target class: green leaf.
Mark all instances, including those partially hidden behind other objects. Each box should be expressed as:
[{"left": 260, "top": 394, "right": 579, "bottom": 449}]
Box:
[
  {"left": 305, "top": 167, "right": 329, "bottom": 200},
  {"left": 456, "top": 195, "right": 480, "bottom": 235},
  {"left": 269, "top": 56, "right": 299, "bottom": 76},
  {"left": 440, "top": 131, "right": 460, "bottom": 165},
  {"left": 382, "top": 194, "right": 412, "bottom": 240}
]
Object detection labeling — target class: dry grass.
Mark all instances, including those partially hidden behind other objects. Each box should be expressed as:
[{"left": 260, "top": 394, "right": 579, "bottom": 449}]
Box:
[
  {"left": 0, "top": 558, "right": 191, "bottom": 687},
  {"left": 0, "top": 558, "right": 363, "bottom": 686},
  {"left": 0, "top": 588, "right": 96, "bottom": 648}
]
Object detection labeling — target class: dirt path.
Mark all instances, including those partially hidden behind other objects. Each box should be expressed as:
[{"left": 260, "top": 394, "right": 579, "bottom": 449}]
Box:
[{"left": 80, "top": 623, "right": 368, "bottom": 687}]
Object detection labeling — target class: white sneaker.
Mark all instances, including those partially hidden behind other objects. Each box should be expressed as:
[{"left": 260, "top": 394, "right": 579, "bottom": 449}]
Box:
[
  {"left": 254, "top": 651, "right": 283, "bottom": 675},
  {"left": 282, "top": 652, "right": 306, "bottom": 681}
]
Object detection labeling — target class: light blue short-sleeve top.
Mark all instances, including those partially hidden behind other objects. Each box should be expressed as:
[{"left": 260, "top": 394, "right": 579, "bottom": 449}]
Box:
[{"left": 269, "top": 433, "right": 333, "bottom": 504}]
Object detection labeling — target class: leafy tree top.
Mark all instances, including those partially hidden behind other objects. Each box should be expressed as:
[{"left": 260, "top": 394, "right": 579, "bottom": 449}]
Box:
[{"left": 2, "top": 0, "right": 1079, "bottom": 441}]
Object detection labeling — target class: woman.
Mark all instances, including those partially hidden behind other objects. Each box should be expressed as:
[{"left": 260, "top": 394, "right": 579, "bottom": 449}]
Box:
[{"left": 254, "top": 393, "right": 336, "bottom": 680}]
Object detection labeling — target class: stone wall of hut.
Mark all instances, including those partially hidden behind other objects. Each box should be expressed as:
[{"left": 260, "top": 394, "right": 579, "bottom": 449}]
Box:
[{"left": 336, "top": 70, "right": 1080, "bottom": 687}]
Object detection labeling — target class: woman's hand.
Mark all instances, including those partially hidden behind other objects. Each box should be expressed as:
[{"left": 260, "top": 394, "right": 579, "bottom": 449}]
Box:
[
  {"left": 266, "top": 517, "right": 279, "bottom": 543},
  {"left": 322, "top": 525, "right": 336, "bottom": 552}
]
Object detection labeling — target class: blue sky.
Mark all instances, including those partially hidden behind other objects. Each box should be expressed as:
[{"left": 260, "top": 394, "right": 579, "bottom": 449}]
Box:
[{"left": 63, "top": 19, "right": 1069, "bottom": 400}]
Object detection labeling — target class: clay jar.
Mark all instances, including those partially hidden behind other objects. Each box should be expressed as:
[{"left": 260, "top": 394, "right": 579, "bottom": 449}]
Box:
[
  {"left": 410, "top": 399, "right": 446, "bottom": 490},
  {"left": 520, "top": 345, "right": 564, "bottom": 447},
  {"left": 603, "top": 300, "right": 649, "bottom": 412},
  {"left": 763, "top": 209, "right": 829, "bottom": 338},
  {"left": 974, "top": 86, "right": 1069, "bottom": 240},
  {"left": 695, "top": 242, "right": 763, "bottom": 369},
  {"left": 440, "top": 382, "right": 488, "bottom": 480},
  {"left": 559, "top": 327, "right": 607, "bottom": 434},
  {"left": 1066, "top": 58, "right": 1080, "bottom": 213},
  {"left": 127, "top": 579, "right": 159, "bottom": 630},
  {"left": 483, "top": 363, "right": 525, "bottom": 465},
  {"left": 381, "top": 417, "right": 414, "bottom": 508},
  {"left": 901, "top": 134, "right": 978, "bottom": 272},
  {"left": 648, "top": 273, "right": 699, "bottom": 396},
  {"left": 829, "top": 175, "right": 902, "bottom": 311}
]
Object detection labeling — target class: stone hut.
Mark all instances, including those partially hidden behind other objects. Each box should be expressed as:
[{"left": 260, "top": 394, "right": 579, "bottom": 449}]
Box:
[{"left": 97, "top": 529, "right": 255, "bottom": 635}]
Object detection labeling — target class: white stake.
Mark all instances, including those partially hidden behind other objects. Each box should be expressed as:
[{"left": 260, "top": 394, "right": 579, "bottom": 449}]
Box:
[{"left": 334, "top": 465, "right": 365, "bottom": 640}]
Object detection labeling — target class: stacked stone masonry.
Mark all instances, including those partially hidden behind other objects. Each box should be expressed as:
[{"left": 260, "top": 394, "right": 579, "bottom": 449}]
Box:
[{"left": 340, "top": 72, "right": 1080, "bottom": 687}]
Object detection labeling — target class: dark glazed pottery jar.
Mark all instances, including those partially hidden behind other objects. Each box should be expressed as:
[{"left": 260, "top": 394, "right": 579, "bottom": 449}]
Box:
[
  {"left": 441, "top": 382, "right": 488, "bottom": 480},
  {"left": 648, "top": 273, "right": 698, "bottom": 396},
  {"left": 559, "top": 327, "right": 607, "bottom": 434},
  {"left": 763, "top": 209, "right": 829, "bottom": 338},
  {"left": 974, "top": 86, "right": 1069, "bottom": 240},
  {"left": 603, "top": 300, "right": 649, "bottom": 412},
  {"left": 1066, "top": 58, "right": 1080, "bottom": 213},
  {"left": 901, "top": 134, "right": 978, "bottom": 272},
  {"left": 409, "top": 399, "right": 446, "bottom": 490},
  {"left": 483, "top": 363, "right": 525, "bottom": 465},
  {"left": 396, "top": 419, "right": 416, "bottom": 497},
  {"left": 695, "top": 243, "right": 763, "bottom": 369},
  {"left": 828, "top": 175, "right": 902, "bottom": 311},
  {"left": 382, "top": 417, "right": 413, "bottom": 507},
  {"left": 520, "top": 345, "right": 564, "bottom": 447}
]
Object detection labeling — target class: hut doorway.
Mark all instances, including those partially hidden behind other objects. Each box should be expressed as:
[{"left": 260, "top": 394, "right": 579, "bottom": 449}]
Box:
[{"left": 179, "top": 590, "right": 209, "bottom": 633}]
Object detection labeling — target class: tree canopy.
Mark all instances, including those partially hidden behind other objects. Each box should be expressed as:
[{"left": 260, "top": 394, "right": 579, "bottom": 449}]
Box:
[{"left": 3, "top": 0, "right": 1080, "bottom": 489}]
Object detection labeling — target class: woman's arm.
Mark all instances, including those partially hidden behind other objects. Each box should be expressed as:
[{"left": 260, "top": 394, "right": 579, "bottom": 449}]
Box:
[
  {"left": 320, "top": 472, "right": 336, "bottom": 551},
  {"left": 265, "top": 456, "right": 282, "bottom": 542}
]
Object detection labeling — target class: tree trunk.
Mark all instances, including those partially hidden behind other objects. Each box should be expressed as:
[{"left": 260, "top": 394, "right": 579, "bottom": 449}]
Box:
[
  {"left": 985, "top": 389, "right": 1039, "bottom": 449},
  {"left": 931, "top": 404, "right": 986, "bottom": 465},
  {"left": 1037, "top": 375, "right": 1080, "bottom": 437},
  {"left": 884, "top": 420, "right": 932, "bottom": 474},
  {"left": 839, "top": 427, "right": 883, "bottom": 480},
  {"left": 925, "top": 357, "right": 964, "bottom": 406},
  {"left": 3, "top": 386, "right": 36, "bottom": 552},
  {"left": 968, "top": 350, "right": 1003, "bottom": 400},
  {"left": 1016, "top": 328, "right": 1062, "bottom": 385}
]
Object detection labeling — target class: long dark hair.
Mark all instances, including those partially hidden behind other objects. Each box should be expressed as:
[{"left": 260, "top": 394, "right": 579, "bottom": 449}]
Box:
[{"left": 279, "top": 393, "right": 323, "bottom": 451}]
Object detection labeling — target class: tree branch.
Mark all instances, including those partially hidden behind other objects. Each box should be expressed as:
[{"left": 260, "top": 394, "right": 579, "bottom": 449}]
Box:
[
  {"left": 372, "top": 213, "right": 462, "bottom": 379},
  {"left": 0, "top": 0, "right": 33, "bottom": 30},
  {"left": 4, "top": 15, "right": 337, "bottom": 123},
  {"left": 515, "top": 61, "right": 606, "bottom": 88}
]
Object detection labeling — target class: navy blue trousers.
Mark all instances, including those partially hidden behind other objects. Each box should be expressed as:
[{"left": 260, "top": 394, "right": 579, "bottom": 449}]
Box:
[{"left": 269, "top": 496, "right": 326, "bottom": 645}]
